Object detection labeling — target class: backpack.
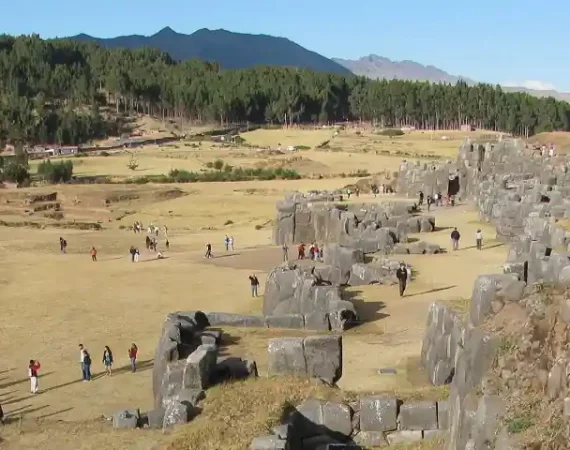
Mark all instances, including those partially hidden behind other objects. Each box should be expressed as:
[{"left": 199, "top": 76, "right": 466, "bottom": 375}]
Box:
[{"left": 84, "top": 352, "right": 92, "bottom": 366}]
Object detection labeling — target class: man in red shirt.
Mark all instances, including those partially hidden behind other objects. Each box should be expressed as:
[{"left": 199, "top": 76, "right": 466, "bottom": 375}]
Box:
[{"left": 28, "top": 359, "right": 41, "bottom": 393}]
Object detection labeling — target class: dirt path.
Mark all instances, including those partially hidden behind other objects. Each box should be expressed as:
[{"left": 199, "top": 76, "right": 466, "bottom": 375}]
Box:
[{"left": 339, "top": 205, "right": 507, "bottom": 392}]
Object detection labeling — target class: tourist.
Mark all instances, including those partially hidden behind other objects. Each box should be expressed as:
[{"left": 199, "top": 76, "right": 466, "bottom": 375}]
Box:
[
  {"left": 128, "top": 344, "right": 138, "bottom": 372},
  {"left": 249, "top": 274, "right": 260, "bottom": 297},
  {"left": 282, "top": 243, "right": 289, "bottom": 262},
  {"left": 166, "top": 239, "right": 170, "bottom": 250},
  {"left": 426, "top": 195, "right": 433, "bottom": 212},
  {"left": 146, "top": 236, "right": 151, "bottom": 250},
  {"left": 346, "top": 188, "right": 352, "bottom": 199},
  {"left": 102, "top": 346, "right": 113, "bottom": 376},
  {"left": 134, "top": 248, "right": 140, "bottom": 262},
  {"left": 79, "top": 344, "right": 91, "bottom": 381},
  {"left": 313, "top": 243, "right": 320, "bottom": 260},
  {"left": 309, "top": 243, "right": 315, "bottom": 260},
  {"left": 90, "top": 246, "right": 97, "bottom": 262},
  {"left": 451, "top": 228, "right": 461, "bottom": 251},
  {"left": 224, "top": 235, "right": 230, "bottom": 251},
  {"left": 205, "top": 242, "right": 213, "bottom": 258},
  {"left": 437, "top": 191, "right": 443, "bottom": 206},
  {"left": 396, "top": 263, "right": 408, "bottom": 297},
  {"left": 476, "top": 229, "right": 483, "bottom": 250},
  {"left": 130, "top": 246, "right": 137, "bottom": 262},
  {"left": 59, "top": 237, "right": 67, "bottom": 253},
  {"left": 229, "top": 236, "right": 235, "bottom": 251},
  {"left": 418, "top": 191, "right": 424, "bottom": 207},
  {"left": 355, "top": 188, "right": 360, "bottom": 198},
  {"left": 28, "top": 359, "right": 41, "bottom": 394},
  {"left": 297, "top": 243, "right": 305, "bottom": 259}
]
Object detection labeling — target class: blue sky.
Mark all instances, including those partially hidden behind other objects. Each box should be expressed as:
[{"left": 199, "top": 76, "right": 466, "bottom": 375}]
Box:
[{"left": 1, "top": 0, "right": 569, "bottom": 91}]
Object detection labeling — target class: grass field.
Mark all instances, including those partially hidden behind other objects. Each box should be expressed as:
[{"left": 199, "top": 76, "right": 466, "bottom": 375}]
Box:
[
  {"left": 0, "top": 125, "right": 508, "bottom": 449},
  {"left": 30, "top": 127, "right": 499, "bottom": 181}
]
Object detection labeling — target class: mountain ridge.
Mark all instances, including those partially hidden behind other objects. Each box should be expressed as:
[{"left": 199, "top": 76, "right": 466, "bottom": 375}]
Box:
[
  {"left": 69, "top": 27, "right": 351, "bottom": 75},
  {"left": 332, "top": 54, "right": 570, "bottom": 102},
  {"left": 67, "top": 28, "right": 569, "bottom": 103}
]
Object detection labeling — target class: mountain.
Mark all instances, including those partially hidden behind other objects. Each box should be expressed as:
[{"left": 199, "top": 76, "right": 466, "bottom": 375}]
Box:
[
  {"left": 333, "top": 54, "right": 570, "bottom": 102},
  {"left": 332, "top": 54, "right": 474, "bottom": 85},
  {"left": 70, "top": 27, "right": 351, "bottom": 75}
]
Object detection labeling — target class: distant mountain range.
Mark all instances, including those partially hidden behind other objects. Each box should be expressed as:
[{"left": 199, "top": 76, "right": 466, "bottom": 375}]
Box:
[
  {"left": 70, "top": 27, "right": 351, "bottom": 75},
  {"left": 68, "top": 28, "right": 569, "bottom": 103},
  {"left": 332, "top": 55, "right": 570, "bottom": 102}
]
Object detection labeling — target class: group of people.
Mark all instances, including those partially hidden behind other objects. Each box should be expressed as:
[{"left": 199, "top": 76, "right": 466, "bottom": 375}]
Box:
[
  {"left": 78, "top": 343, "right": 138, "bottom": 383},
  {"left": 295, "top": 242, "right": 323, "bottom": 260},
  {"left": 21, "top": 344, "right": 139, "bottom": 397},
  {"left": 418, "top": 190, "right": 455, "bottom": 212},
  {"left": 204, "top": 235, "right": 236, "bottom": 259}
]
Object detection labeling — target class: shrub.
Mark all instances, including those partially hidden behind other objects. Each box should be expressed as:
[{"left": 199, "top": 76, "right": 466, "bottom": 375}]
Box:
[
  {"left": 377, "top": 128, "right": 405, "bottom": 137},
  {"left": 37, "top": 159, "right": 74, "bottom": 183},
  {"left": 3, "top": 161, "right": 30, "bottom": 185},
  {"left": 213, "top": 159, "right": 224, "bottom": 171},
  {"left": 100, "top": 151, "right": 110, "bottom": 156}
]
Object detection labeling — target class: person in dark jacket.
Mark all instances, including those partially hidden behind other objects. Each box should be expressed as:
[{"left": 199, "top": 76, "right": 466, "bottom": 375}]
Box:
[
  {"left": 102, "top": 346, "right": 114, "bottom": 376},
  {"left": 451, "top": 228, "right": 461, "bottom": 250},
  {"left": 418, "top": 191, "right": 424, "bottom": 207},
  {"left": 396, "top": 263, "right": 408, "bottom": 297},
  {"left": 249, "top": 274, "right": 260, "bottom": 297}
]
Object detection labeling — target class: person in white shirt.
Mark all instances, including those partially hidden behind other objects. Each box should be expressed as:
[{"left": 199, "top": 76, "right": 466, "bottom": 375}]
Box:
[{"left": 476, "top": 229, "right": 483, "bottom": 250}]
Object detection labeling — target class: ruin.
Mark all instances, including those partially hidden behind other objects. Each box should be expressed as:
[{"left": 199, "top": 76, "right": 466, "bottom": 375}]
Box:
[{"left": 134, "top": 137, "right": 570, "bottom": 448}]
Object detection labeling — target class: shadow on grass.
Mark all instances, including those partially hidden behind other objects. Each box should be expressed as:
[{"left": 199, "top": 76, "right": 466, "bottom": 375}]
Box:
[
  {"left": 342, "top": 289, "right": 389, "bottom": 323},
  {"left": 404, "top": 285, "right": 457, "bottom": 298}
]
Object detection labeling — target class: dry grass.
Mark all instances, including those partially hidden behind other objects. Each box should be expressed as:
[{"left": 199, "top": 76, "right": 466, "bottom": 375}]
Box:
[
  {"left": 529, "top": 131, "right": 570, "bottom": 153},
  {"left": 240, "top": 128, "right": 333, "bottom": 148},
  {"left": 167, "top": 377, "right": 341, "bottom": 450}
]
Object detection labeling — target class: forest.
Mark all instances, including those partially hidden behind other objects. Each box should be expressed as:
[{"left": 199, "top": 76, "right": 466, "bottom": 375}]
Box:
[{"left": 0, "top": 34, "right": 569, "bottom": 147}]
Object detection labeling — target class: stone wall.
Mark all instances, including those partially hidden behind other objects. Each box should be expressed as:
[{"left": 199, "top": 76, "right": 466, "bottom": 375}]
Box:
[
  {"left": 273, "top": 194, "right": 437, "bottom": 251},
  {"left": 250, "top": 396, "right": 449, "bottom": 449},
  {"left": 409, "top": 139, "right": 570, "bottom": 449}
]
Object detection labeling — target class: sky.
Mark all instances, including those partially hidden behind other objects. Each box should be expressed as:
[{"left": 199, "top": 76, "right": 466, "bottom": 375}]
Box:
[{"left": 1, "top": 0, "right": 569, "bottom": 91}]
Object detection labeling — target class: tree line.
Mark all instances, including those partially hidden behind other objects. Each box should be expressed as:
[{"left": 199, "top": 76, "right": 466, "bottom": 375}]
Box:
[{"left": 0, "top": 33, "right": 569, "bottom": 149}]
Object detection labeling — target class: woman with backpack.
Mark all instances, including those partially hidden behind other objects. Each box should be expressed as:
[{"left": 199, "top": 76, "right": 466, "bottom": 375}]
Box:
[{"left": 102, "top": 346, "right": 114, "bottom": 376}]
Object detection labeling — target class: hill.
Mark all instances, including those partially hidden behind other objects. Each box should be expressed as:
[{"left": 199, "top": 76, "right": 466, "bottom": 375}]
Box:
[
  {"left": 70, "top": 27, "right": 351, "bottom": 75},
  {"left": 333, "top": 54, "right": 570, "bottom": 103}
]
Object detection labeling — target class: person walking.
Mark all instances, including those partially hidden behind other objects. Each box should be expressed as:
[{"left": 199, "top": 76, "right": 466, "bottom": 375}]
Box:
[
  {"left": 166, "top": 239, "right": 170, "bottom": 250},
  {"left": 130, "top": 246, "right": 137, "bottom": 262},
  {"left": 134, "top": 248, "right": 140, "bottom": 262},
  {"left": 476, "top": 229, "right": 483, "bottom": 250},
  {"left": 282, "top": 243, "right": 289, "bottom": 262},
  {"left": 102, "top": 346, "right": 114, "bottom": 376},
  {"left": 59, "top": 237, "right": 67, "bottom": 254},
  {"left": 396, "top": 263, "right": 408, "bottom": 297},
  {"left": 451, "top": 228, "right": 461, "bottom": 251},
  {"left": 28, "top": 359, "right": 41, "bottom": 394},
  {"left": 297, "top": 243, "right": 305, "bottom": 260},
  {"left": 426, "top": 195, "right": 433, "bottom": 212},
  {"left": 205, "top": 243, "right": 213, "bottom": 259},
  {"left": 418, "top": 191, "right": 424, "bottom": 207},
  {"left": 224, "top": 235, "right": 230, "bottom": 251},
  {"left": 90, "top": 246, "right": 97, "bottom": 262},
  {"left": 128, "top": 344, "right": 138, "bottom": 372},
  {"left": 79, "top": 344, "right": 92, "bottom": 381}
]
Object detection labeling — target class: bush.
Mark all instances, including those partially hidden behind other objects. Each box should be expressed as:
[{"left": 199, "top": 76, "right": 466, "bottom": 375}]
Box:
[
  {"left": 377, "top": 128, "right": 405, "bottom": 137},
  {"left": 37, "top": 159, "right": 74, "bottom": 183},
  {"left": 213, "top": 159, "right": 224, "bottom": 171},
  {"left": 100, "top": 151, "right": 110, "bottom": 156},
  {"left": 3, "top": 161, "right": 30, "bottom": 185}
]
